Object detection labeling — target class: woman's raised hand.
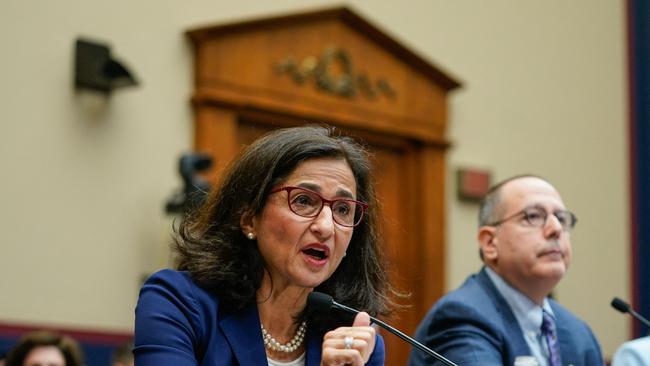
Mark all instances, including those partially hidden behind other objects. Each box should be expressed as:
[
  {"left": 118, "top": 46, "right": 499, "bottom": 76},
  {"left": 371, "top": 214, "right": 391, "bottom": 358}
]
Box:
[{"left": 320, "top": 312, "right": 376, "bottom": 365}]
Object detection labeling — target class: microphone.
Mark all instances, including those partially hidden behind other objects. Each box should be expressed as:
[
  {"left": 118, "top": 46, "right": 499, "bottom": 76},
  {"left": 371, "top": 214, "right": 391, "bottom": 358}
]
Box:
[
  {"left": 611, "top": 297, "right": 650, "bottom": 328},
  {"left": 308, "top": 292, "right": 458, "bottom": 366}
]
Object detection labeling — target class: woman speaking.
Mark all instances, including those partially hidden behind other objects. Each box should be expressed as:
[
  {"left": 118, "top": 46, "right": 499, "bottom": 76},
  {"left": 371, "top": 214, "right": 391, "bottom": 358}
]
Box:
[{"left": 134, "top": 126, "right": 395, "bottom": 365}]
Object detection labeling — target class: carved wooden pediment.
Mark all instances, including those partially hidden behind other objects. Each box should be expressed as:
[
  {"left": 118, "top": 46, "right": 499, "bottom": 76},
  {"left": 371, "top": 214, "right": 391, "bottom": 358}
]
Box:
[{"left": 187, "top": 7, "right": 460, "bottom": 144}]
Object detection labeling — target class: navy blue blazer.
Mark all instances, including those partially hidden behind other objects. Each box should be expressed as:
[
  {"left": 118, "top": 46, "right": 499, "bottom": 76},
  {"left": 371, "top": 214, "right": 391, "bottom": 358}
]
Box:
[
  {"left": 408, "top": 268, "right": 603, "bottom": 366},
  {"left": 134, "top": 269, "right": 385, "bottom": 366}
]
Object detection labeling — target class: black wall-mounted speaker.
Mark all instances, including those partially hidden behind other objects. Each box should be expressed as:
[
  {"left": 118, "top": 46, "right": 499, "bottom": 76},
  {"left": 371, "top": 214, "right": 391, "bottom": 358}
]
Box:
[{"left": 74, "top": 38, "right": 139, "bottom": 93}]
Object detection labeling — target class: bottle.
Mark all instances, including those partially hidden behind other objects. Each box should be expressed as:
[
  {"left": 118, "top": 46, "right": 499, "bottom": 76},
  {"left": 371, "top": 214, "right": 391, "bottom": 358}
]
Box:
[{"left": 513, "top": 356, "right": 539, "bottom": 366}]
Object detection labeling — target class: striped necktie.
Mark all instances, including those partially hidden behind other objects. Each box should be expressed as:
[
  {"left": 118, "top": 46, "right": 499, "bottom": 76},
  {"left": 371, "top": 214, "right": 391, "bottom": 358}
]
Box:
[{"left": 541, "top": 310, "right": 562, "bottom": 366}]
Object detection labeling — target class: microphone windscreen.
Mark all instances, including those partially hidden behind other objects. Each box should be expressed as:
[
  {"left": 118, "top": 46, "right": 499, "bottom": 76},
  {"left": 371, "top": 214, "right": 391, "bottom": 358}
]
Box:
[
  {"left": 611, "top": 297, "right": 630, "bottom": 313},
  {"left": 307, "top": 291, "right": 334, "bottom": 313}
]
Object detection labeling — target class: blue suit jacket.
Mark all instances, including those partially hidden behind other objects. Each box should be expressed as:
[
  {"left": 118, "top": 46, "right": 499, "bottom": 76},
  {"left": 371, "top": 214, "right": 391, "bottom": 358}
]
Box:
[
  {"left": 134, "top": 269, "right": 385, "bottom": 366},
  {"left": 408, "top": 268, "right": 603, "bottom": 366}
]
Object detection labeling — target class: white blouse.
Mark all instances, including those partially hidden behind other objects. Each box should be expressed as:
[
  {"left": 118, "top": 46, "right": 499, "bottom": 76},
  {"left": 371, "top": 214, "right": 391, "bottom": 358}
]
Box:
[{"left": 267, "top": 352, "right": 306, "bottom": 366}]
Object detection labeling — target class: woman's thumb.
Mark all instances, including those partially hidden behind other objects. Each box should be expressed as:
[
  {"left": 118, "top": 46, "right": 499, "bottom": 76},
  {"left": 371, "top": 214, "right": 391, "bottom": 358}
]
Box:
[{"left": 352, "top": 311, "right": 371, "bottom": 327}]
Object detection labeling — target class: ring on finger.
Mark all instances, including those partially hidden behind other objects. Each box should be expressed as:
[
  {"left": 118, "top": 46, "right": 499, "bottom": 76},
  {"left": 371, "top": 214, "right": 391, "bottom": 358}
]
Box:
[{"left": 343, "top": 336, "right": 354, "bottom": 349}]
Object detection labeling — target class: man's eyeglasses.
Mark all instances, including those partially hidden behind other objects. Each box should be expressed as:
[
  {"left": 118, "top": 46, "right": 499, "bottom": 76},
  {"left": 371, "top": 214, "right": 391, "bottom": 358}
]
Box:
[
  {"left": 270, "top": 186, "right": 368, "bottom": 227},
  {"left": 487, "top": 206, "right": 577, "bottom": 231}
]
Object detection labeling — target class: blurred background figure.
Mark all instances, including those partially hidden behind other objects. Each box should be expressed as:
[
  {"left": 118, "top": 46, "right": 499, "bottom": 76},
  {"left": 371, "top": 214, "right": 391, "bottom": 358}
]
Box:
[
  {"left": 4, "top": 331, "right": 83, "bottom": 366},
  {"left": 111, "top": 340, "right": 133, "bottom": 366},
  {"left": 612, "top": 336, "right": 650, "bottom": 366}
]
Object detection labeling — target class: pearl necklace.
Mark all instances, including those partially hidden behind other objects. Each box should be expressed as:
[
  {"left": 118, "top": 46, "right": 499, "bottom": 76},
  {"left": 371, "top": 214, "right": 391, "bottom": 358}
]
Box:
[{"left": 260, "top": 320, "right": 307, "bottom": 353}]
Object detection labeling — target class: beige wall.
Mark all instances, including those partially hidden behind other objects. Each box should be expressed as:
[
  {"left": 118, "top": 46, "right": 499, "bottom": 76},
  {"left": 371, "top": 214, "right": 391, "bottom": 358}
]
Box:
[{"left": 0, "top": 0, "right": 628, "bottom": 358}]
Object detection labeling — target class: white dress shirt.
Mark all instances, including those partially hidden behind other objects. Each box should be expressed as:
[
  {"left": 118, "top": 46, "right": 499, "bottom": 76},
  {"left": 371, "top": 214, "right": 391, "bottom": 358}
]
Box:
[{"left": 612, "top": 336, "right": 650, "bottom": 366}]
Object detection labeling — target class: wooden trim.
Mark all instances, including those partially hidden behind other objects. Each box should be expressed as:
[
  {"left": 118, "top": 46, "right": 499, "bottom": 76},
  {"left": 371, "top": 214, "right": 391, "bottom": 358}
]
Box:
[
  {"left": 192, "top": 90, "right": 451, "bottom": 146},
  {"left": 419, "top": 147, "right": 446, "bottom": 307},
  {"left": 186, "top": 6, "right": 462, "bottom": 91},
  {"left": 627, "top": 0, "right": 641, "bottom": 338},
  {"left": 0, "top": 321, "right": 132, "bottom": 345},
  {"left": 194, "top": 107, "right": 240, "bottom": 179}
]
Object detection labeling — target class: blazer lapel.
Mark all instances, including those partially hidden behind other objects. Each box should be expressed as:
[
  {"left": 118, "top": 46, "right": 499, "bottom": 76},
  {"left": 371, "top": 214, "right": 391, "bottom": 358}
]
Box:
[
  {"left": 476, "top": 268, "right": 533, "bottom": 359},
  {"left": 305, "top": 327, "right": 322, "bottom": 366},
  {"left": 219, "top": 302, "right": 268, "bottom": 365}
]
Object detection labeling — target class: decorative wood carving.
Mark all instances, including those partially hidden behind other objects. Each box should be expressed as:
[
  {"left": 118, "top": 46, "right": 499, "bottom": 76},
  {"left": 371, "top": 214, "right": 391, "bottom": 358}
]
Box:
[
  {"left": 187, "top": 7, "right": 460, "bottom": 365},
  {"left": 274, "top": 46, "right": 397, "bottom": 99}
]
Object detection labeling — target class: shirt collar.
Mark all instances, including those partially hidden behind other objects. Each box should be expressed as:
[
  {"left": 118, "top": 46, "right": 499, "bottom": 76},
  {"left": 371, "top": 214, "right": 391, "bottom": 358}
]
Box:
[{"left": 485, "top": 266, "right": 555, "bottom": 335}]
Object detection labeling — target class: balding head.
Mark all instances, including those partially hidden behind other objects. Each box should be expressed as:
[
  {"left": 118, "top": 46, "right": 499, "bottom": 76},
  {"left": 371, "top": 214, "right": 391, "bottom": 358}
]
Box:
[
  {"left": 478, "top": 174, "right": 546, "bottom": 228},
  {"left": 477, "top": 175, "right": 573, "bottom": 304}
]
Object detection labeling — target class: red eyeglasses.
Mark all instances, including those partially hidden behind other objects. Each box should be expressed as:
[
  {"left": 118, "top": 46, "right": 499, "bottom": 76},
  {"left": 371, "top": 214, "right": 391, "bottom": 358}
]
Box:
[{"left": 270, "top": 186, "right": 368, "bottom": 227}]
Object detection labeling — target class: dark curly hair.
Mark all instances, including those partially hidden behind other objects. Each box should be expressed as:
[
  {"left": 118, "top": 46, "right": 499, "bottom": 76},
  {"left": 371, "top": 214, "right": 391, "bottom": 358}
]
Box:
[
  {"left": 5, "top": 330, "right": 84, "bottom": 366},
  {"left": 174, "top": 125, "right": 394, "bottom": 324}
]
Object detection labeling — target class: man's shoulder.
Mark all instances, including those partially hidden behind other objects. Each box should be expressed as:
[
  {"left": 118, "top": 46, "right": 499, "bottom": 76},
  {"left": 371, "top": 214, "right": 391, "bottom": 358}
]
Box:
[
  {"left": 410, "top": 271, "right": 524, "bottom": 366},
  {"left": 428, "top": 271, "right": 500, "bottom": 318},
  {"left": 440, "top": 271, "right": 495, "bottom": 303}
]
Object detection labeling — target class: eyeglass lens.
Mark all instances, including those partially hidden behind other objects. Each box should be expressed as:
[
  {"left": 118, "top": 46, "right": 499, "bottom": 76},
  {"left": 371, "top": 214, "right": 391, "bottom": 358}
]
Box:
[
  {"left": 287, "top": 188, "right": 362, "bottom": 226},
  {"left": 523, "top": 207, "right": 575, "bottom": 230}
]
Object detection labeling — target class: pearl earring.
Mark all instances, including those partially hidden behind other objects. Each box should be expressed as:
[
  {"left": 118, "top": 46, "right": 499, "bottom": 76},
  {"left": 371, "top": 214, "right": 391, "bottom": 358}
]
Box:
[{"left": 246, "top": 232, "right": 255, "bottom": 240}]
